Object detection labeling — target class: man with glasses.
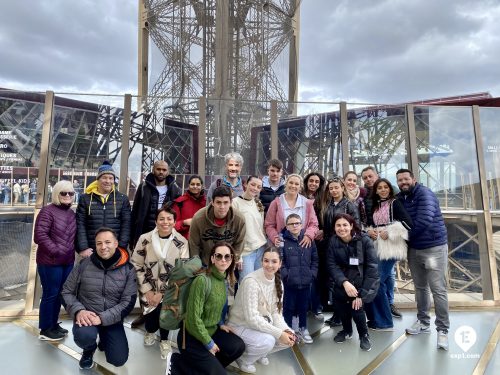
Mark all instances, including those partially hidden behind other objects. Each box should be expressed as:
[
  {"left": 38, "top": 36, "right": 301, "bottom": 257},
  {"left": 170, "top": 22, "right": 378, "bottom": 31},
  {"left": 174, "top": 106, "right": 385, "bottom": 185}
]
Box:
[
  {"left": 189, "top": 186, "right": 246, "bottom": 266},
  {"left": 76, "top": 161, "right": 131, "bottom": 259}
]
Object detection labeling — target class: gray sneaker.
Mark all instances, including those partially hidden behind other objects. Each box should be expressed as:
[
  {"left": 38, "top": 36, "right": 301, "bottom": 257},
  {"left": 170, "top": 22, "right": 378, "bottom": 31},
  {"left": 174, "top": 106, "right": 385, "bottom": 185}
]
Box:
[
  {"left": 406, "top": 320, "right": 431, "bottom": 335},
  {"left": 437, "top": 331, "right": 449, "bottom": 351}
]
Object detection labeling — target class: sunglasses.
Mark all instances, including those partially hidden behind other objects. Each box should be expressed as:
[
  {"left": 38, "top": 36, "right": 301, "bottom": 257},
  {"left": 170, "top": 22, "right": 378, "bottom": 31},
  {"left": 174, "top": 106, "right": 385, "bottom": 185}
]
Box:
[
  {"left": 213, "top": 253, "right": 233, "bottom": 261},
  {"left": 60, "top": 192, "right": 75, "bottom": 197},
  {"left": 287, "top": 222, "right": 302, "bottom": 227}
]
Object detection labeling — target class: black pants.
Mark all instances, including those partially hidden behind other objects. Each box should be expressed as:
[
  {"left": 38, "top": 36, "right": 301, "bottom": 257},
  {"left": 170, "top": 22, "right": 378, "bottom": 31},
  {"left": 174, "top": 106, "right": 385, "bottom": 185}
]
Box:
[
  {"left": 144, "top": 304, "right": 169, "bottom": 340},
  {"left": 171, "top": 324, "right": 245, "bottom": 374},
  {"left": 73, "top": 322, "right": 128, "bottom": 367},
  {"left": 334, "top": 287, "right": 368, "bottom": 338}
]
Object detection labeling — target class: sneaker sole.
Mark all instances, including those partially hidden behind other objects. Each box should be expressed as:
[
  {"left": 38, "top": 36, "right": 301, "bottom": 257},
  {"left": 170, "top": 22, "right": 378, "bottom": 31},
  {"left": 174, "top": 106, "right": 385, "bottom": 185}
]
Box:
[
  {"left": 39, "top": 335, "right": 64, "bottom": 341},
  {"left": 406, "top": 329, "right": 431, "bottom": 335},
  {"left": 369, "top": 327, "right": 395, "bottom": 332},
  {"left": 79, "top": 363, "right": 95, "bottom": 370},
  {"left": 361, "top": 346, "right": 372, "bottom": 351}
]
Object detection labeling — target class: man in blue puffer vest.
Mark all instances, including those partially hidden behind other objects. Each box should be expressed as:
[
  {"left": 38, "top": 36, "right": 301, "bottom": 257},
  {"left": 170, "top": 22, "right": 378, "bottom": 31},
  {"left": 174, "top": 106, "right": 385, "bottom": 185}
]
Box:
[{"left": 396, "top": 169, "right": 449, "bottom": 351}]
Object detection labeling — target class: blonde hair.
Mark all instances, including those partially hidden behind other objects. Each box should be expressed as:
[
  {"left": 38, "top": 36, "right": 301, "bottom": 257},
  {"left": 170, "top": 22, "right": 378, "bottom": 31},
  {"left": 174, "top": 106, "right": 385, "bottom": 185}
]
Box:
[
  {"left": 284, "top": 173, "right": 303, "bottom": 193},
  {"left": 51, "top": 180, "right": 75, "bottom": 205}
]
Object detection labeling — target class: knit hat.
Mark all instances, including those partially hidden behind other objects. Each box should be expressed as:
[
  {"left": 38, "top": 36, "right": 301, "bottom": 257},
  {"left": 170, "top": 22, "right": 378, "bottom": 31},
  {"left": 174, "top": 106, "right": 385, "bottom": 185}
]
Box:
[{"left": 97, "top": 161, "right": 116, "bottom": 179}]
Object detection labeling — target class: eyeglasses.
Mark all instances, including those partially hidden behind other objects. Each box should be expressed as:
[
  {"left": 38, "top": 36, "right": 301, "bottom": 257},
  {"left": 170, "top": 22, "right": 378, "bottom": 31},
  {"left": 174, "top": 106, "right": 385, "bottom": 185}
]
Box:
[
  {"left": 60, "top": 192, "right": 75, "bottom": 197},
  {"left": 214, "top": 253, "right": 233, "bottom": 261},
  {"left": 286, "top": 222, "right": 302, "bottom": 227}
]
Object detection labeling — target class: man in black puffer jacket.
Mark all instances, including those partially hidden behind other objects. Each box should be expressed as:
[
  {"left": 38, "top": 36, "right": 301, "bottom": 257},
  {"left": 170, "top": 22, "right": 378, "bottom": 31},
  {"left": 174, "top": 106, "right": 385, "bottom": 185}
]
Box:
[
  {"left": 62, "top": 227, "right": 137, "bottom": 369},
  {"left": 130, "top": 160, "right": 181, "bottom": 249},
  {"left": 76, "top": 161, "right": 131, "bottom": 257}
]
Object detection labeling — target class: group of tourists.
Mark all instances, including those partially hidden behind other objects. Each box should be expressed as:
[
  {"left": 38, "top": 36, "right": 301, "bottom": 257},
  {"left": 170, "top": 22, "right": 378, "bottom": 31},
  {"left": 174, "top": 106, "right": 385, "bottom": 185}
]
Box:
[{"left": 33, "top": 153, "right": 450, "bottom": 374}]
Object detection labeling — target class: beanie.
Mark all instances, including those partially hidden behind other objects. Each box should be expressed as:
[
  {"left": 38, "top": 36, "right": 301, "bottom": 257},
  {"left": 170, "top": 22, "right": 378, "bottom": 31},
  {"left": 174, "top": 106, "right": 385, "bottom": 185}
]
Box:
[{"left": 97, "top": 161, "right": 116, "bottom": 179}]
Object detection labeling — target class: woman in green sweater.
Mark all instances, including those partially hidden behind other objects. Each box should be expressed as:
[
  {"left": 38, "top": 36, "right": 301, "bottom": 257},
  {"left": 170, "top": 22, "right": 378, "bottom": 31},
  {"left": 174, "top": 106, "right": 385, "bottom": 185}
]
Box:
[{"left": 166, "top": 242, "right": 245, "bottom": 374}]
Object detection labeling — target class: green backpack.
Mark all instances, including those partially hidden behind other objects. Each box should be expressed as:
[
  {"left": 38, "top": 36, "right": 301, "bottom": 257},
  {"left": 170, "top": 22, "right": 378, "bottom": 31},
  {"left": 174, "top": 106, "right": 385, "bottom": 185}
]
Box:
[{"left": 160, "top": 255, "right": 211, "bottom": 331}]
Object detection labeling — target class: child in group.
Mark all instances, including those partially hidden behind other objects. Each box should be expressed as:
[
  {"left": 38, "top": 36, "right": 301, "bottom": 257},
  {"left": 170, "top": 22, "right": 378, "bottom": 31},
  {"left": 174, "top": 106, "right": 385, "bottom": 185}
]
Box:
[{"left": 280, "top": 214, "right": 319, "bottom": 344}]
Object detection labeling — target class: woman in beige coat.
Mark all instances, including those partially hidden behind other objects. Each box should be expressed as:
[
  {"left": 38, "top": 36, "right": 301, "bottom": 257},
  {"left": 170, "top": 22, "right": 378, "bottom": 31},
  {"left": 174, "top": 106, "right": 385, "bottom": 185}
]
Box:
[{"left": 131, "top": 206, "right": 189, "bottom": 359}]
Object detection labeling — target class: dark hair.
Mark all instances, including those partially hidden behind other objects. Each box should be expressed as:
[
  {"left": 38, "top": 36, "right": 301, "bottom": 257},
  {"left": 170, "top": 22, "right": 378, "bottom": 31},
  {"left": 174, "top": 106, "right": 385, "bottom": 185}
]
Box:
[
  {"left": 371, "top": 178, "right": 395, "bottom": 211},
  {"left": 343, "top": 170, "right": 358, "bottom": 180},
  {"left": 285, "top": 213, "right": 301, "bottom": 224},
  {"left": 333, "top": 213, "right": 361, "bottom": 238},
  {"left": 361, "top": 166, "right": 378, "bottom": 175},
  {"left": 155, "top": 205, "right": 177, "bottom": 222},
  {"left": 246, "top": 175, "right": 265, "bottom": 213},
  {"left": 208, "top": 242, "right": 236, "bottom": 286},
  {"left": 302, "top": 172, "right": 326, "bottom": 199},
  {"left": 261, "top": 246, "right": 283, "bottom": 313},
  {"left": 396, "top": 168, "right": 414, "bottom": 178},
  {"left": 212, "top": 185, "right": 232, "bottom": 200},
  {"left": 95, "top": 226, "right": 118, "bottom": 240},
  {"left": 319, "top": 178, "right": 346, "bottom": 226},
  {"left": 188, "top": 174, "right": 204, "bottom": 185},
  {"left": 267, "top": 159, "right": 283, "bottom": 170}
]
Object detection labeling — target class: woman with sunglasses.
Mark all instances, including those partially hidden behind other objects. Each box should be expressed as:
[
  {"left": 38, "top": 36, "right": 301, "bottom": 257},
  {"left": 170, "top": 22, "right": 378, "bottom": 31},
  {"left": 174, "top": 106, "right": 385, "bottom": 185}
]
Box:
[
  {"left": 232, "top": 175, "right": 267, "bottom": 281},
  {"left": 166, "top": 242, "right": 245, "bottom": 375},
  {"left": 34, "top": 180, "right": 77, "bottom": 341},
  {"left": 172, "top": 175, "right": 206, "bottom": 239},
  {"left": 228, "top": 246, "right": 295, "bottom": 373}
]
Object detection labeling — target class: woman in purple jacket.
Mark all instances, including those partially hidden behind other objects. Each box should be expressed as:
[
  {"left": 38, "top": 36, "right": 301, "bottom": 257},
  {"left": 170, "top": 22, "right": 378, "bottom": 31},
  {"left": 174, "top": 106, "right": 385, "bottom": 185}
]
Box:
[{"left": 34, "top": 180, "right": 77, "bottom": 341}]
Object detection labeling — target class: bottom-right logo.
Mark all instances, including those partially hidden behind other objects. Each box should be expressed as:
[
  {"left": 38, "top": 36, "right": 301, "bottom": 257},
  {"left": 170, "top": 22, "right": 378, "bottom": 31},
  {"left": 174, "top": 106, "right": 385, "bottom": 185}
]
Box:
[{"left": 450, "top": 325, "right": 480, "bottom": 360}]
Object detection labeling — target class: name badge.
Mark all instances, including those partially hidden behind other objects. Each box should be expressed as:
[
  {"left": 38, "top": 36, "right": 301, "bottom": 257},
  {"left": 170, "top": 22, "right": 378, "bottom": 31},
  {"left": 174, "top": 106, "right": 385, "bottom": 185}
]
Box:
[{"left": 349, "top": 257, "right": 359, "bottom": 266}]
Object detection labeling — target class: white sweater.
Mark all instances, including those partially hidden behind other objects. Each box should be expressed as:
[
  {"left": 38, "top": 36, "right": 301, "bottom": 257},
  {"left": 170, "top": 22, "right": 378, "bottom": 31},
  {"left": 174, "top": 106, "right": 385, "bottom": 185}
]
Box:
[
  {"left": 232, "top": 197, "right": 267, "bottom": 257},
  {"left": 228, "top": 268, "right": 289, "bottom": 339}
]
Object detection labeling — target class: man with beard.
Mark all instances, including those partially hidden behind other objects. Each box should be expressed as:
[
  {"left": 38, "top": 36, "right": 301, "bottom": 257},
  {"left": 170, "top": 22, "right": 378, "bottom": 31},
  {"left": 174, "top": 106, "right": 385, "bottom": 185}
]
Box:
[
  {"left": 396, "top": 169, "right": 449, "bottom": 351},
  {"left": 129, "top": 160, "right": 181, "bottom": 327},
  {"left": 206, "top": 152, "right": 244, "bottom": 205}
]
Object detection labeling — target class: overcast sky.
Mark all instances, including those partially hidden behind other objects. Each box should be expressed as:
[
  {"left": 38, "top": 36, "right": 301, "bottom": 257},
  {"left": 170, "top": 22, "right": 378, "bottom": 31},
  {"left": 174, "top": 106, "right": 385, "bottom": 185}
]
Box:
[{"left": 0, "top": 0, "right": 499, "bottom": 105}]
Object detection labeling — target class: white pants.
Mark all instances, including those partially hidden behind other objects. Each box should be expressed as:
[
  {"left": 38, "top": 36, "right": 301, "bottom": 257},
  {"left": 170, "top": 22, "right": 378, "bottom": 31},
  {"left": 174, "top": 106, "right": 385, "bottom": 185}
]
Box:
[{"left": 229, "top": 324, "right": 289, "bottom": 365}]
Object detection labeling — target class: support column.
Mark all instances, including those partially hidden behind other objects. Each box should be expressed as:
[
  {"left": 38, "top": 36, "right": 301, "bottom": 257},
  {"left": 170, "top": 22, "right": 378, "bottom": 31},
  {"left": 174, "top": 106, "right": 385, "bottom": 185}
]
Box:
[
  {"left": 119, "top": 94, "right": 132, "bottom": 194},
  {"left": 25, "top": 91, "right": 55, "bottom": 313},
  {"left": 138, "top": 0, "right": 149, "bottom": 111},
  {"left": 287, "top": 2, "right": 300, "bottom": 117},
  {"left": 340, "top": 101, "right": 349, "bottom": 176},
  {"left": 406, "top": 104, "right": 419, "bottom": 178},
  {"left": 270, "top": 100, "right": 278, "bottom": 160},
  {"left": 472, "top": 105, "right": 499, "bottom": 300},
  {"left": 198, "top": 96, "right": 207, "bottom": 179}
]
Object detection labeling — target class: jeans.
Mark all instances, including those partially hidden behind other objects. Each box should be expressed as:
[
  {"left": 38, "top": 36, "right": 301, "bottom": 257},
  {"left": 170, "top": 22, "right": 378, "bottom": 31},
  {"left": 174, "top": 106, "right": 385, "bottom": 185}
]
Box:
[
  {"left": 38, "top": 264, "right": 73, "bottom": 330},
  {"left": 283, "top": 286, "right": 310, "bottom": 329},
  {"left": 239, "top": 244, "right": 266, "bottom": 282},
  {"left": 334, "top": 286, "right": 368, "bottom": 338},
  {"left": 408, "top": 244, "right": 450, "bottom": 332},
  {"left": 73, "top": 323, "right": 129, "bottom": 367},
  {"left": 365, "top": 259, "right": 395, "bottom": 329}
]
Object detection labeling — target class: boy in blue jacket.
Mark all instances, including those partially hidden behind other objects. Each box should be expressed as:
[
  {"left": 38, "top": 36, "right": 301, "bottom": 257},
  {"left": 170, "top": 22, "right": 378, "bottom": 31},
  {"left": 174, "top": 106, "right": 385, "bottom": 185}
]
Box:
[{"left": 280, "top": 214, "right": 319, "bottom": 344}]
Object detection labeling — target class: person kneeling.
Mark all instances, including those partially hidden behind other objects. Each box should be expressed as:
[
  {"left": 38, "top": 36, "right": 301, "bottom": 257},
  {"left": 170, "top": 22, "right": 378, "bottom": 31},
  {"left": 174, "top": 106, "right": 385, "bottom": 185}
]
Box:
[{"left": 62, "top": 227, "right": 137, "bottom": 369}]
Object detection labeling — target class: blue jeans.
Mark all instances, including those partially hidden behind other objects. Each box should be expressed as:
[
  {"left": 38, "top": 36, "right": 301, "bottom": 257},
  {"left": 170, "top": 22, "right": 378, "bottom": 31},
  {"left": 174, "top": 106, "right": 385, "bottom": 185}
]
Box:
[
  {"left": 365, "top": 259, "right": 395, "bottom": 329},
  {"left": 283, "top": 286, "right": 310, "bottom": 329},
  {"left": 239, "top": 244, "right": 266, "bottom": 282},
  {"left": 408, "top": 245, "right": 450, "bottom": 332},
  {"left": 73, "top": 323, "right": 129, "bottom": 367},
  {"left": 38, "top": 264, "right": 73, "bottom": 330}
]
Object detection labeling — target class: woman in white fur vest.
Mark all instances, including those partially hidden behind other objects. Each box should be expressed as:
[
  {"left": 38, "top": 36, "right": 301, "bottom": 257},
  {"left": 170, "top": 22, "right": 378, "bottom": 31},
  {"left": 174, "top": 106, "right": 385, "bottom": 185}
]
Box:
[
  {"left": 228, "top": 246, "right": 296, "bottom": 374},
  {"left": 366, "top": 178, "right": 413, "bottom": 330},
  {"left": 130, "top": 206, "right": 189, "bottom": 359}
]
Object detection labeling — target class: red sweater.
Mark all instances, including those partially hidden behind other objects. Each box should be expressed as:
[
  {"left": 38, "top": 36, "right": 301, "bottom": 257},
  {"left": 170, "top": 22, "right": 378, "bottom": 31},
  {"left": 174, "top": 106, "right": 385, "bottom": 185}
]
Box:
[{"left": 172, "top": 191, "right": 207, "bottom": 239}]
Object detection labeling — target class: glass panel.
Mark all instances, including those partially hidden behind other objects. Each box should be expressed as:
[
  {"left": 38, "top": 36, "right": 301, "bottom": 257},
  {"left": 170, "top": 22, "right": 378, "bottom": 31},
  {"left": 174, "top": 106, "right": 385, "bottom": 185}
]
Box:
[
  {"left": 414, "top": 106, "right": 480, "bottom": 210},
  {"left": 479, "top": 107, "right": 500, "bottom": 211},
  {"left": 347, "top": 105, "right": 408, "bottom": 186}
]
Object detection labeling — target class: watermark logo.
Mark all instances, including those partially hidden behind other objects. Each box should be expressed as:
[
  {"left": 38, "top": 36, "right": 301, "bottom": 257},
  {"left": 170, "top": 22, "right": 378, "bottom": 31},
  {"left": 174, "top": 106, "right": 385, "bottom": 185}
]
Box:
[{"left": 450, "top": 325, "right": 480, "bottom": 360}]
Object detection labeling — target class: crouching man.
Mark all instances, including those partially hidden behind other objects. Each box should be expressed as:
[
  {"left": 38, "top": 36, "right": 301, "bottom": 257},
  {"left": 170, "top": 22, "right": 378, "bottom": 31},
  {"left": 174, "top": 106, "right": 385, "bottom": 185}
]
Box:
[{"left": 62, "top": 227, "right": 137, "bottom": 369}]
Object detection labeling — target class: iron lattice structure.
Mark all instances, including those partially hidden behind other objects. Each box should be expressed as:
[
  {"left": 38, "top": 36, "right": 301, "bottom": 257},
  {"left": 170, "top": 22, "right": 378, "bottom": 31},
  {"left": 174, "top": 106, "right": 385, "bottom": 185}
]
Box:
[{"left": 142, "top": 0, "right": 300, "bottom": 174}]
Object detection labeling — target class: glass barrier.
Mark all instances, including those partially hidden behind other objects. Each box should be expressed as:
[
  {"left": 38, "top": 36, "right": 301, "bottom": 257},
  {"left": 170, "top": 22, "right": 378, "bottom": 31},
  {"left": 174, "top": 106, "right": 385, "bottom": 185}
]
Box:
[
  {"left": 414, "top": 106, "right": 481, "bottom": 210},
  {"left": 347, "top": 105, "right": 408, "bottom": 186},
  {"left": 479, "top": 107, "right": 500, "bottom": 211}
]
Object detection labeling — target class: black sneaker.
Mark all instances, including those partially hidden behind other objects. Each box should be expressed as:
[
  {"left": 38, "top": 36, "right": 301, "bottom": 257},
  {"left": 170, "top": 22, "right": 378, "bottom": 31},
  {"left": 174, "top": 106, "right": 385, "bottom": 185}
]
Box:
[
  {"left": 360, "top": 334, "right": 372, "bottom": 351},
  {"left": 325, "top": 316, "right": 342, "bottom": 327},
  {"left": 334, "top": 330, "right": 353, "bottom": 343},
  {"left": 55, "top": 323, "right": 68, "bottom": 335},
  {"left": 390, "top": 304, "right": 402, "bottom": 318},
  {"left": 79, "top": 349, "right": 95, "bottom": 370},
  {"left": 39, "top": 328, "right": 65, "bottom": 341}
]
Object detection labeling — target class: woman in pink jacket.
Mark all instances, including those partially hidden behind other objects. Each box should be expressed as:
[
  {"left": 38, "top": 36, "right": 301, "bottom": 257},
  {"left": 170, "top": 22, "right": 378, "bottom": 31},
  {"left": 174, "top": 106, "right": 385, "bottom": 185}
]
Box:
[{"left": 264, "top": 173, "right": 319, "bottom": 248}]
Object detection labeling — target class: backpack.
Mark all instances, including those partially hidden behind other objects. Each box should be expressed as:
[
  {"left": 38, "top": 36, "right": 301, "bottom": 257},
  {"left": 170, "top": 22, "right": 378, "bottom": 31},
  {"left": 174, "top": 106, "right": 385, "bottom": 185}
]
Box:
[{"left": 159, "top": 256, "right": 211, "bottom": 332}]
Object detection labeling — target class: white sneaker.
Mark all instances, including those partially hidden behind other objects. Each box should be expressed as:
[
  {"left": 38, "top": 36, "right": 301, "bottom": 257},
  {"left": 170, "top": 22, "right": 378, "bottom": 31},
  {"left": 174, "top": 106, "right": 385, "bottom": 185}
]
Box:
[
  {"left": 257, "top": 357, "right": 269, "bottom": 365},
  {"left": 298, "top": 327, "right": 313, "bottom": 344},
  {"left": 144, "top": 332, "right": 156, "bottom": 346},
  {"left": 437, "top": 331, "right": 449, "bottom": 351},
  {"left": 406, "top": 320, "right": 431, "bottom": 335},
  {"left": 165, "top": 351, "right": 172, "bottom": 375},
  {"left": 160, "top": 340, "right": 172, "bottom": 359},
  {"left": 236, "top": 359, "right": 256, "bottom": 373}
]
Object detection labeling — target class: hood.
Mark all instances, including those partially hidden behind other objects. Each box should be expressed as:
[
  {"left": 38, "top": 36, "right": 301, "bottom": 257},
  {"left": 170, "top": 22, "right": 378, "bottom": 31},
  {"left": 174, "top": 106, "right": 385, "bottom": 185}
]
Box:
[
  {"left": 282, "top": 228, "right": 305, "bottom": 242},
  {"left": 175, "top": 189, "right": 206, "bottom": 203},
  {"left": 91, "top": 247, "right": 129, "bottom": 270},
  {"left": 262, "top": 175, "right": 285, "bottom": 189},
  {"left": 85, "top": 180, "right": 115, "bottom": 195}
]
